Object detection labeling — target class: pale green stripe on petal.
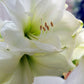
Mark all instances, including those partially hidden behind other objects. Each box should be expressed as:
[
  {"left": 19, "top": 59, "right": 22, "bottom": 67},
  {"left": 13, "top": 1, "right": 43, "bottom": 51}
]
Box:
[
  {"left": 72, "top": 46, "right": 84, "bottom": 61},
  {"left": 72, "top": 20, "right": 83, "bottom": 38},
  {"left": 71, "top": 30, "right": 84, "bottom": 61},
  {"left": 74, "top": 29, "right": 84, "bottom": 47}
]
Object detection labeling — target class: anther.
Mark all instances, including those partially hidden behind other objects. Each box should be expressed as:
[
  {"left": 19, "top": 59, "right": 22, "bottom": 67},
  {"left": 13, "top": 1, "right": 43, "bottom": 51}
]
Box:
[
  {"left": 43, "top": 27, "right": 46, "bottom": 31},
  {"left": 40, "top": 25, "right": 43, "bottom": 30},
  {"left": 50, "top": 21, "right": 54, "bottom": 27},
  {"left": 46, "top": 26, "right": 49, "bottom": 31},
  {"left": 45, "top": 22, "right": 47, "bottom": 27}
]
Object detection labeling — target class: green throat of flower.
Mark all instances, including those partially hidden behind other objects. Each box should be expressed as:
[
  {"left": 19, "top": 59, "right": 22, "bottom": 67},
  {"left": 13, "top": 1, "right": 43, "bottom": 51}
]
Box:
[{"left": 24, "top": 18, "right": 54, "bottom": 40}]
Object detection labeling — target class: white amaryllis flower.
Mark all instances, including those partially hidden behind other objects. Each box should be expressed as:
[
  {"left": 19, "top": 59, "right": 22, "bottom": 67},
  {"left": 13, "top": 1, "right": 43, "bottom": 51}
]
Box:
[{"left": 0, "top": 0, "right": 82, "bottom": 84}]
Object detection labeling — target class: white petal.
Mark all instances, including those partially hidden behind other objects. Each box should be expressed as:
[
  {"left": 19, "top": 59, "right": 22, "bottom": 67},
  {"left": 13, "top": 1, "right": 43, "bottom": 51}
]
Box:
[
  {"left": 1, "top": 0, "right": 28, "bottom": 26},
  {"left": 1, "top": 21, "right": 30, "bottom": 49},
  {"left": 33, "top": 0, "right": 66, "bottom": 23},
  {"left": 0, "top": 2, "right": 11, "bottom": 20},
  {"left": 54, "top": 10, "right": 81, "bottom": 47},
  {"left": 72, "top": 45, "right": 84, "bottom": 60},
  {"left": 0, "top": 20, "right": 5, "bottom": 33},
  {"left": 75, "top": 29, "right": 84, "bottom": 47},
  {"left": 2, "top": 0, "right": 30, "bottom": 13},
  {"left": 65, "top": 58, "right": 84, "bottom": 84},
  {"left": 38, "top": 32, "right": 61, "bottom": 51},
  {"left": 72, "top": 20, "right": 83, "bottom": 37},
  {"left": 33, "top": 76, "right": 65, "bottom": 84},
  {"left": 31, "top": 32, "right": 62, "bottom": 52},
  {"left": 32, "top": 40, "right": 60, "bottom": 52},
  {"left": 0, "top": 43, "right": 20, "bottom": 83},
  {"left": 72, "top": 29, "right": 84, "bottom": 60},
  {"left": 3, "top": 56, "right": 33, "bottom": 84},
  {"left": 19, "top": 0, "right": 31, "bottom": 12},
  {"left": 61, "top": 10, "right": 81, "bottom": 31},
  {"left": 29, "top": 53, "right": 74, "bottom": 76}
]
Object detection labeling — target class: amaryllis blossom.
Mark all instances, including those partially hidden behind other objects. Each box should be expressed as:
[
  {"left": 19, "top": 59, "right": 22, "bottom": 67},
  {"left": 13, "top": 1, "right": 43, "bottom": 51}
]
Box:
[{"left": 0, "top": 0, "right": 82, "bottom": 84}]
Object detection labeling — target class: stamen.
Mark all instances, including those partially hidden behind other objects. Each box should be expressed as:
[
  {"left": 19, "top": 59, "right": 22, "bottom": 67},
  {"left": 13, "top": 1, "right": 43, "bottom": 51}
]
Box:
[
  {"left": 43, "top": 27, "right": 46, "bottom": 31},
  {"left": 45, "top": 22, "right": 47, "bottom": 27},
  {"left": 46, "top": 26, "right": 49, "bottom": 31},
  {"left": 40, "top": 25, "right": 43, "bottom": 30},
  {"left": 50, "top": 21, "right": 54, "bottom": 27},
  {"left": 40, "top": 20, "right": 54, "bottom": 35}
]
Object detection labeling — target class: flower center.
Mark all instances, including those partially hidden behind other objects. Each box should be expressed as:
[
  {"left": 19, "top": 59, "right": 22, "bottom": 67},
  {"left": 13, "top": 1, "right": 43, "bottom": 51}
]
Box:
[{"left": 24, "top": 17, "right": 54, "bottom": 40}]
